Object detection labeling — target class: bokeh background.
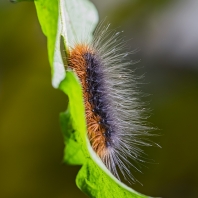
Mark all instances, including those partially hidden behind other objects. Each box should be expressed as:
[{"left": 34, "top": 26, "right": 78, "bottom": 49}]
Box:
[{"left": 1, "top": 0, "right": 198, "bottom": 197}]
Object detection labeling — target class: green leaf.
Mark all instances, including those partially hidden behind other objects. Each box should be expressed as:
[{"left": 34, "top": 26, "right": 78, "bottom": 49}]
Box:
[
  {"left": 59, "top": 70, "right": 152, "bottom": 197},
  {"left": 35, "top": 0, "right": 63, "bottom": 88},
  {"left": 35, "top": 0, "right": 98, "bottom": 88},
  {"left": 59, "top": 71, "right": 87, "bottom": 165},
  {"left": 77, "top": 159, "right": 151, "bottom": 198},
  {"left": 59, "top": 0, "right": 99, "bottom": 51},
  {"left": 33, "top": 0, "right": 153, "bottom": 197},
  {"left": 60, "top": 108, "right": 85, "bottom": 165}
]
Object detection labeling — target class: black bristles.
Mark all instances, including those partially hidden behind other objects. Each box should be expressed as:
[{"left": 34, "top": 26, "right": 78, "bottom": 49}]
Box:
[{"left": 83, "top": 52, "right": 114, "bottom": 142}]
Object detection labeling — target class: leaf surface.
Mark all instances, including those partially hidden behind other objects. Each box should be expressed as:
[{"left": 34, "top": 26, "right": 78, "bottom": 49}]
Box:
[{"left": 34, "top": 0, "right": 153, "bottom": 197}]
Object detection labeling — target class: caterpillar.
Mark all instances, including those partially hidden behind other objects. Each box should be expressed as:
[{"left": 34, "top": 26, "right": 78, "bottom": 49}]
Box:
[{"left": 68, "top": 24, "right": 153, "bottom": 183}]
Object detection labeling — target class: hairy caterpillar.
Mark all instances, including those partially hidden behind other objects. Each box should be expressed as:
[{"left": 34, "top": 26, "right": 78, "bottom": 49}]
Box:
[{"left": 68, "top": 24, "right": 153, "bottom": 183}]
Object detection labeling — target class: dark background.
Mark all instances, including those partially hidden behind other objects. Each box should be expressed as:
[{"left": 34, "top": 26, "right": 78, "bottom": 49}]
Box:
[{"left": 0, "top": 0, "right": 198, "bottom": 197}]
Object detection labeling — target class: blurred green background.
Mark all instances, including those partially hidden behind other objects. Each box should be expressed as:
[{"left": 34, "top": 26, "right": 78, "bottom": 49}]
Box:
[{"left": 0, "top": 0, "right": 198, "bottom": 197}]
